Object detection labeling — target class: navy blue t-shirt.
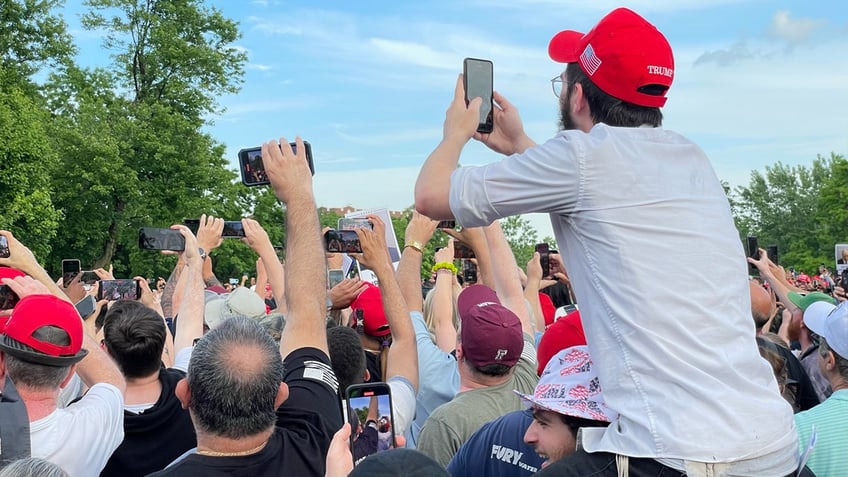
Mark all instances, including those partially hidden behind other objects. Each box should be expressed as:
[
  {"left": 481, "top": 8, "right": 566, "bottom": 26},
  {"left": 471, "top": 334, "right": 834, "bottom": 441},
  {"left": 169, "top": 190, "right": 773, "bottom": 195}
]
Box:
[{"left": 447, "top": 409, "right": 544, "bottom": 477}]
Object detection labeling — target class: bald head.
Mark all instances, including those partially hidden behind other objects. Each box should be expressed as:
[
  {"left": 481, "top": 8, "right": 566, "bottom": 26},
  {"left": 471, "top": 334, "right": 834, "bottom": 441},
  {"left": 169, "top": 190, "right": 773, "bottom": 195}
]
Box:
[{"left": 749, "top": 281, "right": 772, "bottom": 330}]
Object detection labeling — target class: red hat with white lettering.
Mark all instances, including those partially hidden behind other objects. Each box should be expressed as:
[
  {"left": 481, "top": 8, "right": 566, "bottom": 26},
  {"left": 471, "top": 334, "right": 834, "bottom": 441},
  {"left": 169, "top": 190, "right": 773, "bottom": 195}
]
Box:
[{"left": 548, "top": 8, "right": 674, "bottom": 107}]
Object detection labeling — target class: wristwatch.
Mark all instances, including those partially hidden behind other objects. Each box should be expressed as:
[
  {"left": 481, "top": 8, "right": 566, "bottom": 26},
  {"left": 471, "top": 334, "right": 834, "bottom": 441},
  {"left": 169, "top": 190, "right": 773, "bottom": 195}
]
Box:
[{"left": 198, "top": 248, "right": 207, "bottom": 260}]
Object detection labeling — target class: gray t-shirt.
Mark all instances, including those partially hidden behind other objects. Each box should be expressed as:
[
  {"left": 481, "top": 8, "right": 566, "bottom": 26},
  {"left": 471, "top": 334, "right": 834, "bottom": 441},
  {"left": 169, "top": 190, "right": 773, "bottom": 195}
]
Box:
[{"left": 416, "top": 334, "right": 537, "bottom": 467}]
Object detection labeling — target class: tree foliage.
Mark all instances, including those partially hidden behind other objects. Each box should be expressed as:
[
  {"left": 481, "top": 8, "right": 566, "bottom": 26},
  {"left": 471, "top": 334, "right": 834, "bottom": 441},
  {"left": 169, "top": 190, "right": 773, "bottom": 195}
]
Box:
[{"left": 731, "top": 154, "right": 848, "bottom": 274}]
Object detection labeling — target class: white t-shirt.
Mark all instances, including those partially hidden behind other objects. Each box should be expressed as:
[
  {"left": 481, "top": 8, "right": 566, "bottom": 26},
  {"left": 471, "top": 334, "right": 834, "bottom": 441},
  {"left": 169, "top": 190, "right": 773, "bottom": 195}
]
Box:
[
  {"left": 387, "top": 375, "right": 415, "bottom": 438},
  {"left": 30, "top": 383, "right": 125, "bottom": 477},
  {"left": 449, "top": 124, "right": 798, "bottom": 474}
]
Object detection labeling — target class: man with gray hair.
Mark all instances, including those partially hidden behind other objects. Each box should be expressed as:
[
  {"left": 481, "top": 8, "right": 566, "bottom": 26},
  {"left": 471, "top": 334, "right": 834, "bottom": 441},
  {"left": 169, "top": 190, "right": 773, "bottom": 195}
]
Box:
[{"left": 150, "top": 137, "right": 342, "bottom": 476}]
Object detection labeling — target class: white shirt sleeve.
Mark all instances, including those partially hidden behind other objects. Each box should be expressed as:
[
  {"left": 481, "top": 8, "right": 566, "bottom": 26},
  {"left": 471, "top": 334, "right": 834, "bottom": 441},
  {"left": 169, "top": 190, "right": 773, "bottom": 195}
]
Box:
[
  {"left": 388, "top": 376, "right": 416, "bottom": 437},
  {"left": 172, "top": 346, "right": 193, "bottom": 373}
]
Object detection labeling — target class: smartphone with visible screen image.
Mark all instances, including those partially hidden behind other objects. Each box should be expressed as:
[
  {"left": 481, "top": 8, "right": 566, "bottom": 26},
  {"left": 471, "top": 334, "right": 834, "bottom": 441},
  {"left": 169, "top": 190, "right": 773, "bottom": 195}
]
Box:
[
  {"left": 238, "top": 141, "right": 314, "bottom": 187},
  {"left": 0, "top": 284, "right": 19, "bottom": 310},
  {"left": 463, "top": 58, "right": 494, "bottom": 133},
  {"left": 344, "top": 382, "right": 395, "bottom": 465},
  {"left": 139, "top": 227, "right": 186, "bottom": 252},
  {"left": 535, "top": 243, "right": 550, "bottom": 278},
  {"left": 328, "top": 269, "right": 344, "bottom": 289},
  {"left": 74, "top": 295, "right": 97, "bottom": 318},
  {"left": 97, "top": 279, "right": 141, "bottom": 301},
  {"left": 325, "top": 229, "right": 362, "bottom": 254},
  {"left": 454, "top": 242, "right": 475, "bottom": 259},
  {"left": 62, "top": 259, "right": 81, "bottom": 288},
  {"left": 222, "top": 220, "right": 246, "bottom": 238},
  {"left": 0, "top": 235, "right": 9, "bottom": 258},
  {"left": 338, "top": 218, "right": 373, "bottom": 231}
]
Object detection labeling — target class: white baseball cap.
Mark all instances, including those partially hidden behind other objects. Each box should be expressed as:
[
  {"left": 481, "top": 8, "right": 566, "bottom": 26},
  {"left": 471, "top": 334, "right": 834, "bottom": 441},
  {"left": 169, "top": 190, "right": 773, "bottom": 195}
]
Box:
[{"left": 803, "top": 301, "right": 848, "bottom": 358}]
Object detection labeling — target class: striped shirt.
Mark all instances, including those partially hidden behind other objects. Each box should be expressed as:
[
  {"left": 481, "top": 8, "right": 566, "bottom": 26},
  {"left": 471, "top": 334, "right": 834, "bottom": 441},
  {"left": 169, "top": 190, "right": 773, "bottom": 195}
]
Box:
[{"left": 794, "top": 389, "right": 848, "bottom": 476}]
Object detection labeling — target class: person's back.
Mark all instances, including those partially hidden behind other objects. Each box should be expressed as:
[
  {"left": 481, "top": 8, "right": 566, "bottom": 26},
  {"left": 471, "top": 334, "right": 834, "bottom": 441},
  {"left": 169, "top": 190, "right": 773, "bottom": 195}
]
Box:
[
  {"left": 447, "top": 409, "right": 543, "bottom": 477},
  {"left": 100, "top": 300, "right": 198, "bottom": 477}
]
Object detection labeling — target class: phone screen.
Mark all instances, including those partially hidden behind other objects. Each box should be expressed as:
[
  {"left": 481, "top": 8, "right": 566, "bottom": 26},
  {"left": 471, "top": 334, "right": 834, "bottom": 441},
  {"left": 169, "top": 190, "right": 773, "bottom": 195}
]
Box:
[
  {"left": 238, "top": 141, "right": 315, "bottom": 187},
  {"left": 62, "top": 259, "right": 81, "bottom": 288},
  {"left": 328, "top": 269, "right": 344, "bottom": 289},
  {"left": 454, "top": 242, "right": 475, "bottom": 259},
  {"left": 746, "top": 236, "right": 759, "bottom": 275},
  {"left": 325, "top": 230, "right": 362, "bottom": 253},
  {"left": 98, "top": 279, "right": 140, "bottom": 301},
  {"left": 0, "top": 236, "right": 9, "bottom": 258},
  {"left": 535, "top": 243, "right": 550, "bottom": 278},
  {"left": 138, "top": 228, "right": 186, "bottom": 251},
  {"left": 222, "top": 221, "right": 246, "bottom": 238},
  {"left": 0, "top": 284, "right": 19, "bottom": 310},
  {"left": 463, "top": 58, "right": 494, "bottom": 133},
  {"left": 767, "top": 245, "right": 779, "bottom": 265},
  {"left": 345, "top": 383, "right": 395, "bottom": 465},
  {"left": 462, "top": 260, "right": 478, "bottom": 284},
  {"left": 74, "top": 295, "right": 97, "bottom": 318}
]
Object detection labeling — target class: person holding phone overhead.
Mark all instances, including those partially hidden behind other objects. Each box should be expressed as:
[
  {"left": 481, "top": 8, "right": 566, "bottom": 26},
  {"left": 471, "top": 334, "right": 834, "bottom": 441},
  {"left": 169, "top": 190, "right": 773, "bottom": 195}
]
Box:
[{"left": 415, "top": 8, "right": 807, "bottom": 477}]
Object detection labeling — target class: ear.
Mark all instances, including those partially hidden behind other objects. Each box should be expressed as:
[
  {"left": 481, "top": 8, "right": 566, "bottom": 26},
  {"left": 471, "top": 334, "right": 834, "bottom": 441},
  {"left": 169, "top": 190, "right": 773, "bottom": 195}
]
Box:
[
  {"left": 59, "top": 364, "right": 78, "bottom": 389},
  {"left": 455, "top": 343, "right": 465, "bottom": 361},
  {"left": 274, "top": 382, "right": 290, "bottom": 409},
  {"left": 363, "top": 368, "right": 371, "bottom": 382},
  {"left": 176, "top": 378, "right": 191, "bottom": 410},
  {"left": 570, "top": 82, "right": 588, "bottom": 115}
]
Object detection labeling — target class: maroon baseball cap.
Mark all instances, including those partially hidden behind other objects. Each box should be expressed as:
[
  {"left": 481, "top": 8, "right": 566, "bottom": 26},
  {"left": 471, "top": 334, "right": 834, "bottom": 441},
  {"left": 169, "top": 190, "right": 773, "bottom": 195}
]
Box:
[
  {"left": 350, "top": 283, "right": 391, "bottom": 337},
  {"left": 548, "top": 8, "right": 674, "bottom": 107},
  {"left": 458, "top": 285, "right": 523, "bottom": 368},
  {"left": 0, "top": 294, "right": 88, "bottom": 366}
]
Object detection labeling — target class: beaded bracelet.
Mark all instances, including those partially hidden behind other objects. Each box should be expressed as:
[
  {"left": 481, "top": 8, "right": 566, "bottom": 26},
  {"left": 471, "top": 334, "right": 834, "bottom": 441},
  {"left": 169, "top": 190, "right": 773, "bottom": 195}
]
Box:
[{"left": 432, "top": 262, "right": 458, "bottom": 275}]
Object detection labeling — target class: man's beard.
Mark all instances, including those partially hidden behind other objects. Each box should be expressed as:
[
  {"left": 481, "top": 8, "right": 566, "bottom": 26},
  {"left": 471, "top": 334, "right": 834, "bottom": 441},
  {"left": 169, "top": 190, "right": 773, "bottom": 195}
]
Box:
[{"left": 558, "top": 83, "right": 577, "bottom": 131}]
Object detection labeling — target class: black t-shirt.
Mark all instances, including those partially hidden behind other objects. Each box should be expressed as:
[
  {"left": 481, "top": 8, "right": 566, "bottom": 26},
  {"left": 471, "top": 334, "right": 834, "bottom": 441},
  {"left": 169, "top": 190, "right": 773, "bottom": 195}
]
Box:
[
  {"left": 148, "top": 347, "right": 342, "bottom": 477},
  {"left": 102, "top": 367, "right": 196, "bottom": 477}
]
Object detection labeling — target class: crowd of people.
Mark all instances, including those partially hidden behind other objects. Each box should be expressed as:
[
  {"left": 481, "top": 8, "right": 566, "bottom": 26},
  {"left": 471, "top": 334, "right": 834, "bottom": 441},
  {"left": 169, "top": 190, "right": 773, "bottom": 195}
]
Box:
[{"left": 1, "top": 6, "right": 847, "bottom": 477}]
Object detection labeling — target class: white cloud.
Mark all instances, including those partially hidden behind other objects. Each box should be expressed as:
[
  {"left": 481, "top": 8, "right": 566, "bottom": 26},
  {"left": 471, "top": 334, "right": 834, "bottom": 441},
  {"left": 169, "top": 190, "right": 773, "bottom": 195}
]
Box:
[
  {"left": 246, "top": 63, "right": 273, "bottom": 71},
  {"left": 768, "top": 10, "right": 825, "bottom": 44}
]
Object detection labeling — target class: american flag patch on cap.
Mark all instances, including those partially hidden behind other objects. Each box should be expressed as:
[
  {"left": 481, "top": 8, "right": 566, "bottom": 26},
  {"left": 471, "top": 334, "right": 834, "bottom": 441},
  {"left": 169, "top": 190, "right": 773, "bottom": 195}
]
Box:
[
  {"left": 580, "top": 44, "right": 602, "bottom": 75},
  {"left": 303, "top": 360, "right": 339, "bottom": 393}
]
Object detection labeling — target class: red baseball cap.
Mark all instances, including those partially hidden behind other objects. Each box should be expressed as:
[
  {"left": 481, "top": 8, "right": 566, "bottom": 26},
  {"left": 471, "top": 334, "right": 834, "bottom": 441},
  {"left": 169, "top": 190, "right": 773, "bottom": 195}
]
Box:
[
  {"left": 350, "top": 283, "right": 391, "bottom": 337},
  {"left": 457, "top": 285, "right": 523, "bottom": 368},
  {"left": 536, "top": 309, "right": 587, "bottom": 376},
  {"left": 538, "top": 292, "right": 556, "bottom": 327},
  {"left": 548, "top": 8, "right": 674, "bottom": 108},
  {"left": 0, "top": 294, "right": 88, "bottom": 366}
]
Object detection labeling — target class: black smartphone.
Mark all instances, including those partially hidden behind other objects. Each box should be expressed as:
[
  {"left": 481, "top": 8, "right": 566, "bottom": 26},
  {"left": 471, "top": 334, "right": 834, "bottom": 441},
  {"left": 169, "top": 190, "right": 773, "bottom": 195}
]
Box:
[
  {"left": 328, "top": 269, "right": 344, "bottom": 289},
  {"left": 0, "top": 235, "right": 9, "bottom": 258},
  {"left": 97, "top": 279, "right": 141, "bottom": 301},
  {"left": 61, "top": 259, "right": 81, "bottom": 288},
  {"left": 437, "top": 220, "right": 456, "bottom": 229},
  {"left": 183, "top": 219, "right": 200, "bottom": 235},
  {"left": 139, "top": 227, "right": 186, "bottom": 251},
  {"left": 746, "top": 236, "right": 759, "bottom": 274},
  {"left": 74, "top": 295, "right": 97, "bottom": 318},
  {"left": 463, "top": 260, "right": 478, "bottom": 284},
  {"left": 325, "top": 229, "right": 362, "bottom": 253},
  {"left": 222, "top": 220, "right": 246, "bottom": 238},
  {"left": 841, "top": 269, "right": 848, "bottom": 288},
  {"left": 79, "top": 271, "right": 100, "bottom": 285},
  {"left": 338, "top": 218, "right": 373, "bottom": 231},
  {"left": 344, "top": 382, "right": 396, "bottom": 464},
  {"left": 463, "top": 58, "right": 494, "bottom": 134},
  {"left": 767, "top": 245, "right": 779, "bottom": 265},
  {"left": 0, "top": 284, "right": 19, "bottom": 310},
  {"left": 238, "top": 141, "right": 315, "bottom": 187},
  {"left": 454, "top": 242, "right": 475, "bottom": 259},
  {"left": 535, "top": 243, "right": 550, "bottom": 278}
]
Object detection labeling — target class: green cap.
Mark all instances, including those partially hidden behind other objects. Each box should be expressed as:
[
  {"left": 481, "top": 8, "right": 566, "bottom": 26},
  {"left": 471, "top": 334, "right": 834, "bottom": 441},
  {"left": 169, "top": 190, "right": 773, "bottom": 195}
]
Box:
[{"left": 787, "top": 291, "right": 837, "bottom": 311}]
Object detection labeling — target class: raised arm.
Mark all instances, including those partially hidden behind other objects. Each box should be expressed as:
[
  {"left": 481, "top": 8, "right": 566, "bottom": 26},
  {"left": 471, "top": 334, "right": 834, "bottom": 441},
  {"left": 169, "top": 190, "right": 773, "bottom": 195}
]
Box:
[
  {"left": 354, "top": 216, "right": 418, "bottom": 392},
  {"left": 0, "top": 231, "right": 71, "bottom": 304},
  {"left": 482, "top": 221, "right": 534, "bottom": 336},
  {"left": 172, "top": 225, "right": 205, "bottom": 352},
  {"left": 431, "top": 241, "right": 458, "bottom": 352},
  {"left": 443, "top": 226, "right": 494, "bottom": 288},
  {"left": 396, "top": 211, "right": 438, "bottom": 313},
  {"left": 242, "top": 218, "right": 287, "bottom": 314},
  {"left": 524, "top": 253, "right": 545, "bottom": 334},
  {"left": 263, "top": 137, "right": 328, "bottom": 358}
]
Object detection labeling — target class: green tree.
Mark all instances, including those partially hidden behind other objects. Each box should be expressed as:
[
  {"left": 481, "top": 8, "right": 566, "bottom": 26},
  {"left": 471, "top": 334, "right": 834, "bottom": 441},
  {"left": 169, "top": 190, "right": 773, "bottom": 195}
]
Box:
[{"left": 41, "top": 0, "right": 248, "bottom": 278}]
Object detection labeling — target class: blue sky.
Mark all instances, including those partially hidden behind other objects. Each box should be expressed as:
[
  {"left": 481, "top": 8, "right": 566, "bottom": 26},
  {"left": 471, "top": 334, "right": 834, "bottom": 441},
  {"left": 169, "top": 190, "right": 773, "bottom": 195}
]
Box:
[{"left": 62, "top": 1, "right": 848, "bottom": 238}]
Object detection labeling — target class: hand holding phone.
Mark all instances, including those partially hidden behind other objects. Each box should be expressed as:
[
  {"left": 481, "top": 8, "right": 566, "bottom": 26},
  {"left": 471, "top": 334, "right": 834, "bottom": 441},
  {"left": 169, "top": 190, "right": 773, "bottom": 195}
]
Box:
[
  {"left": 746, "top": 236, "right": 759, "bottom": 274},
  {"left": 535, "top": 243, "right": 550, "bottom": 278},
  {"left": 62, "top": 259, "right": 82, "bottom": 288},
  {"left": 238, "top": 141, "right": 315, "bottom": 187},
  {"left": 345, "top": 383, "right": 395, "bottom": 465},
  {"left": 325, "top": 230, "right": 362, "bottom": 254},
  {"left": 97, "top": 279, "right": 141, "bottom": 301},
  {"left": 139, "top": 227, "right": 186, "bottom": 252},
  {"left": 0, "top": 235, "right": 9, "bottom": 259},
  {"left": 463, "top": 58, "right": 494, "bottom": 133},
  {"left": 454, "top": 242, "right": 475, "bottom": 260}
]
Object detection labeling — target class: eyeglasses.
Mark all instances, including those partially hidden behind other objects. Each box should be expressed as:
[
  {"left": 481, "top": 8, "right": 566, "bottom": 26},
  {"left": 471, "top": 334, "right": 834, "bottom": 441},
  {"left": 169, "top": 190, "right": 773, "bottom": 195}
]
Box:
[{"left": 551, "top": 74, "right": 564, "bottom": 97}]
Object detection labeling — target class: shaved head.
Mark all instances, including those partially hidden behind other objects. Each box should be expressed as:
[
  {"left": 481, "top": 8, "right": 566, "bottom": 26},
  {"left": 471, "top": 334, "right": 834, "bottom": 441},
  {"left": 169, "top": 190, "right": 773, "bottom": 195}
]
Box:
[{"left": 749, "top": 281, "right": 773, "bottom": 330}]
